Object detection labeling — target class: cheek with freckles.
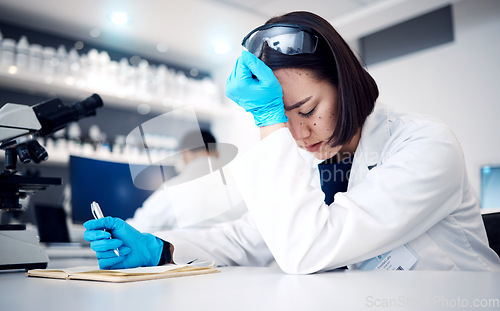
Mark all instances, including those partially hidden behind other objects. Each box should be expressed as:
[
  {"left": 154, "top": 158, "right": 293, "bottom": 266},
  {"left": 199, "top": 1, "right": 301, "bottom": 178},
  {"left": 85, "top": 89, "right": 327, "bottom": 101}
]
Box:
[{"left": 312, "top": 111, "right": 336, "bottom": 140}]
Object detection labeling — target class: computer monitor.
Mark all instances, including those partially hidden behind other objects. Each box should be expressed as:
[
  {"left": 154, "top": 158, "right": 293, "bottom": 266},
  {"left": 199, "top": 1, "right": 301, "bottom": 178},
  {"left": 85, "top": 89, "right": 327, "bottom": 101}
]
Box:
[
  {"left": 34, "top": 204, "right": 71, "bottom": 243},
  {"left": 69, "top": 155, "right": 177, "bottom": 223},
  {"left": 480, "top": 165, "right": 500, "bottom": 210}
]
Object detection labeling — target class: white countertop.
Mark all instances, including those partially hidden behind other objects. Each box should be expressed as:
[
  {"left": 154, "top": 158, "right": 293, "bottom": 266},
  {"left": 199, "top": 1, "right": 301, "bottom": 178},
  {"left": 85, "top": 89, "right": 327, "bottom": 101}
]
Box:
[{"left": 1, "top": 253, "right": 499, "bottom": 311}]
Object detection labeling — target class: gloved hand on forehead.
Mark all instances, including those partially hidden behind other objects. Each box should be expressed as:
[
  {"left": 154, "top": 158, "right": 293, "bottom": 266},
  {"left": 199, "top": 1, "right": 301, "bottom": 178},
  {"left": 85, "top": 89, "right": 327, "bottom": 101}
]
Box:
[
  {"left": 83, "top": 216, "right": 164, "bottom": 270},
  {"left": 226, "top": 50, "right": 288, "bottom": 127}
]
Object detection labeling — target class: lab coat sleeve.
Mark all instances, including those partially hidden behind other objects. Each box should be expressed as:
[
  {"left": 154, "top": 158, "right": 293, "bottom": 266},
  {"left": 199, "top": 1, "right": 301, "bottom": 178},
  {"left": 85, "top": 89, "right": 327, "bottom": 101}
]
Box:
[
  {"left": 154, "top": 212, "right": 274, "bottom": 267},
  {"left": 228, "top": 123, "right": 466, "bottom": 274},
  {"left": 126, "top": 188, "right": 177, "bottom": 233}
]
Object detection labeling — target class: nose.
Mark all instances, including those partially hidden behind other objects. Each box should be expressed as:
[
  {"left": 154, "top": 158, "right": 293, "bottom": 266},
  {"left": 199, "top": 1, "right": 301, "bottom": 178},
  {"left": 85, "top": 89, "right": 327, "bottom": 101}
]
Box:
[{"left": 286, "top": 117, "right": 311, "bottom": 141}]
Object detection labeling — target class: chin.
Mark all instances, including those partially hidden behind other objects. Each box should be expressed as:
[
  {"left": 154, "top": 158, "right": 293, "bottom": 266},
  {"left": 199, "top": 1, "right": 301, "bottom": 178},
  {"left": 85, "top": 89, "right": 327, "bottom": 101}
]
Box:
[
  {"left": 296, "top": 142, "right": 341, "bottom": 160},
  {"left": 313, "top": 146, "right": 342, "bottom": 160}
]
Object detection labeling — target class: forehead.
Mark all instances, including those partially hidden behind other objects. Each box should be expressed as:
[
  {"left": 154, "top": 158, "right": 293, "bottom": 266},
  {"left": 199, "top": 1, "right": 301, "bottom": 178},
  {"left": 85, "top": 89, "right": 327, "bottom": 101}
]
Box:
[
  {"left": 273, "top": 68, "right": 321, "bottom": 106},
  {"left": 273, "top": 68, "right": 317, "bottom": 83}
]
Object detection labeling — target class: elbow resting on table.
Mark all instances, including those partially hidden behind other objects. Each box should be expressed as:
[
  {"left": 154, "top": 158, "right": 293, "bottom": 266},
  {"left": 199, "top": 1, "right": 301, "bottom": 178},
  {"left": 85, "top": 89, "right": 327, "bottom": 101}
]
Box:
[
  {"left": 274, "top": 251, "right": 338, "bottom": 275},
  {"left": 276, "top": 260, "right": 332, "bottom": 275}
]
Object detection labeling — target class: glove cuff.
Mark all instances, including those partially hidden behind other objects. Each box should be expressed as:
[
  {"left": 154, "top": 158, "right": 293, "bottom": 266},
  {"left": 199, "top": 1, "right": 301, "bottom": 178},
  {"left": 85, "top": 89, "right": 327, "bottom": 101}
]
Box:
[{"left": 157, "top": 240, "right": 173, "bottom": 265}]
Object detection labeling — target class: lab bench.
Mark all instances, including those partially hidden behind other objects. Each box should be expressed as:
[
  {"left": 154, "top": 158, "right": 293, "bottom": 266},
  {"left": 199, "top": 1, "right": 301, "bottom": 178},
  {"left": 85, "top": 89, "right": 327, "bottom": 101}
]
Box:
[{"left": 1, "top": 250, "right": 499, "bottom": 311}]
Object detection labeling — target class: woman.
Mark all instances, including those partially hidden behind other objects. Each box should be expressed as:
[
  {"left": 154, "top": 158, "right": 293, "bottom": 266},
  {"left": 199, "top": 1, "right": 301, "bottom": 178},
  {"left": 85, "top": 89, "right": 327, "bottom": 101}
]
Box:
[{"left": 84, "top": 11, "right": 500, "bottom": 273}]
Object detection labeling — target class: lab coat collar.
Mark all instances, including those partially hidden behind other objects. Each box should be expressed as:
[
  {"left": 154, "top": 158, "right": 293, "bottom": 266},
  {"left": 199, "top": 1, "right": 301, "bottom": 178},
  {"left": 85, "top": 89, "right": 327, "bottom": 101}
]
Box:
[
  {"left": 348, "top": 103, "right": 391, "bottom": 187},
  {"left": 357, "top": 103, "right": 391, "bottom": 167}
]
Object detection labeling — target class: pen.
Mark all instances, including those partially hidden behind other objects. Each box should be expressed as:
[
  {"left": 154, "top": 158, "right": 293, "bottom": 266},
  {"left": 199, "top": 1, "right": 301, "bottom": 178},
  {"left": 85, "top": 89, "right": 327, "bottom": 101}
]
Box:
[{"left": 91, "top": 201, "right": 120, "bottom": 257}]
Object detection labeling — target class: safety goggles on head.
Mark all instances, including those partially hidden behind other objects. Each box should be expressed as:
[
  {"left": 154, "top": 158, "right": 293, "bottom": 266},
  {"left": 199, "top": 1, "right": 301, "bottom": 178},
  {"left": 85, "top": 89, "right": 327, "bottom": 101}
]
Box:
[{"left": 242, "top": 23, "right": 319, "bottom": 57}]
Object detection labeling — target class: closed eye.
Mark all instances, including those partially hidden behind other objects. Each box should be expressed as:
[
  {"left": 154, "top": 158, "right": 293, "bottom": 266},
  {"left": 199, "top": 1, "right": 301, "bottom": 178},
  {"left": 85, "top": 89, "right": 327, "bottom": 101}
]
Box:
[{"left": 299, "top": 106, "right": 316, "bottom": 118}]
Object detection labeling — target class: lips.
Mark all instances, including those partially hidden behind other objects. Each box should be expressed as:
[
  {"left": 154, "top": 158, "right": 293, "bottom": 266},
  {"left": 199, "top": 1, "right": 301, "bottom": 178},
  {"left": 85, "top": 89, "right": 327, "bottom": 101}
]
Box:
[{"left": 304, "top": 142, "right": 322, "bottom": 152}]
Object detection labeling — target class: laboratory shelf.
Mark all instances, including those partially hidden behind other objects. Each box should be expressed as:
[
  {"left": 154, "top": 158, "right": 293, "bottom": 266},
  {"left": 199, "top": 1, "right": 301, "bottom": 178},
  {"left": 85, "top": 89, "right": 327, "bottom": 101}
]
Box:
[{"left": 0, "top": 70, "right": 229, "bottom": 122}]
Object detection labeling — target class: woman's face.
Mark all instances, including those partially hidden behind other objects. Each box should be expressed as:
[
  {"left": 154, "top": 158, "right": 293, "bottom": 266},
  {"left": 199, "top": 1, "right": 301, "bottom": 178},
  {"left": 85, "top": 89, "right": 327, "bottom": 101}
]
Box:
[{"left": 274, "top": 68, "right": 354, "bottom": 160}]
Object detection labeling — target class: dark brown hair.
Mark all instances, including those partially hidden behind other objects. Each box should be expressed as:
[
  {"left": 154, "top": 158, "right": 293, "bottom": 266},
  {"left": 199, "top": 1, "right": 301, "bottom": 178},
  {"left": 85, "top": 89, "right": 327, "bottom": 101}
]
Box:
[{"left": 260, "top": 11, "right": 378, "bottom": 147}]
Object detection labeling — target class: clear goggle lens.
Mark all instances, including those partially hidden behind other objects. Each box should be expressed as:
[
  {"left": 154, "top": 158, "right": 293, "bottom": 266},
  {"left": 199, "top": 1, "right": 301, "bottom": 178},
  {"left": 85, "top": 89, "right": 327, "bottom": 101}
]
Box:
[{"left": 242, "top": 24, "right": 318, "bottom": 57}]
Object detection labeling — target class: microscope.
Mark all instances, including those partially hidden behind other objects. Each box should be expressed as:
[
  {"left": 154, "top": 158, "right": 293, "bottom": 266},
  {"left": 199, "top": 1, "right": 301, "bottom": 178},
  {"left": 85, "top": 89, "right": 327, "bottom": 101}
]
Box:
[{"left": 0, "top": 94, "right": 103, "bottom": 270}]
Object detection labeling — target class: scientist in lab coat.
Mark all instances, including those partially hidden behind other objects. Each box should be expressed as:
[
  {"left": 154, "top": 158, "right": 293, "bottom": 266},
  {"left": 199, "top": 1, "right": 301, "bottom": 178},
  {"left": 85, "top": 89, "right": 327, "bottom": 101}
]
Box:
[
  {"left": 84, "top": 11, "right": 500, "bottom": 272},
  {"left": 126, "top": 129, "right": 246, "bottom": 232}
]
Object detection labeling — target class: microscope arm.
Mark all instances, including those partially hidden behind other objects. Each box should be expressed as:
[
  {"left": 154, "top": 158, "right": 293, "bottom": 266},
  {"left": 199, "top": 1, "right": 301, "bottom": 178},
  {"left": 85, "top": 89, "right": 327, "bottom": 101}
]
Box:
[{"left": 0, "top": 103, "right": 41, "bottom": 143}]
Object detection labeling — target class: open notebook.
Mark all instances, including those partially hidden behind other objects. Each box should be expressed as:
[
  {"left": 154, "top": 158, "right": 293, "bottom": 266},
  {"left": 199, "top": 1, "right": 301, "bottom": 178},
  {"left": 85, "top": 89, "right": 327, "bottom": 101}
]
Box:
[{"left": 26, "top": 263, "right": 219, "bottom": 283}]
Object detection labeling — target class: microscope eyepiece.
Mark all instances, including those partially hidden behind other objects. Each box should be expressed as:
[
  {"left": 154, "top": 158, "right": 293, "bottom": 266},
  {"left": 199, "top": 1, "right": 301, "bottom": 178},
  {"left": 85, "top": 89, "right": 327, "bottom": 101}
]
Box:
[
  {"left": 72, "top": 93, "right": 104, "bottom": 119},
  {"left": 32, "top": 93, "right": 103, "bottom": 137}
]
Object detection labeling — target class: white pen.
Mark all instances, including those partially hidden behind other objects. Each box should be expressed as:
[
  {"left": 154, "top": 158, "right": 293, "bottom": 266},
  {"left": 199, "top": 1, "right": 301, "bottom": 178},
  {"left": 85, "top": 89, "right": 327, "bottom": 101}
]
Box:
[{"left": 91, "top": 201, "right": 120, "bottom": 256}]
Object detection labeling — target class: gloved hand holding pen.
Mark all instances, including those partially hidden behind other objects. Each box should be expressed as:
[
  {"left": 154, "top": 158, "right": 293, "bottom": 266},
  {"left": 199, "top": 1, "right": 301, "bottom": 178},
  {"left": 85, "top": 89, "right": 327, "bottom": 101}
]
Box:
[
  {"left": 226, "top": 50, "right": 288, "bottom": 127},
  {"left": 83, "top": 217, "right": 165, "bottom": 270}
]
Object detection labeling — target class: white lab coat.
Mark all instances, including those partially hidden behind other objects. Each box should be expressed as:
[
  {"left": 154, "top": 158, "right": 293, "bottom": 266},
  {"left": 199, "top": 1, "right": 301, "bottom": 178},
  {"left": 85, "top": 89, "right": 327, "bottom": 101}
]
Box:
[
  {"left": 127, "top": 156, "right": 247, "bottom": 232},
  {"left": 157, "top": 104, "right": 500, "bottom": 273}
]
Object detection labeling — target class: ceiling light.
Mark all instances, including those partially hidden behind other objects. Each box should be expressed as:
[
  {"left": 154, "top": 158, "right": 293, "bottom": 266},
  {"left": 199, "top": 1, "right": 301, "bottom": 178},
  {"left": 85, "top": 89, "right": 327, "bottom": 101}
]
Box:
[
  {"left": 213, "top": 41, "right": 231, "bottom": 55},
  {"left": 110, "top": 12, "right": 129, "bottom": 25},
  {"left": 8, "top": 66, "right": 18, "bottom": 75}
]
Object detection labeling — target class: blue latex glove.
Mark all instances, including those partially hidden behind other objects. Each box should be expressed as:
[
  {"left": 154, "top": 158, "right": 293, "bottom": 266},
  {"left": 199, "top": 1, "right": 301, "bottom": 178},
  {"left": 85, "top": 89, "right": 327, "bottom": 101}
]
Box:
[
  {"left": 83, "top": 217, "right": 164, "bottom": 270},
  {"left": 226, "top": 50, "right": 288, "bottom": 127}
]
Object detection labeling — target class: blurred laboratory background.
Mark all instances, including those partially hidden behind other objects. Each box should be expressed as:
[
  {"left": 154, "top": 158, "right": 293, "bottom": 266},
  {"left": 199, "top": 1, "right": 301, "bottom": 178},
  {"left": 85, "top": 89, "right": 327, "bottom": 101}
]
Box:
[{"left": 0, "top": 0, "right": 499, "bottom": 239}]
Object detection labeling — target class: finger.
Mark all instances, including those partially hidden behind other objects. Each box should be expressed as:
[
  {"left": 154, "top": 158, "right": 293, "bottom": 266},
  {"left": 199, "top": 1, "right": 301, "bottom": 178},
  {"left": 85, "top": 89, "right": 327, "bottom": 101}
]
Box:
[
  {"left": 95, "top": 249, "right": 125, "bottom": 260},
  {"left": 235, "top": 53, "right": 257, "bottom": 81},
  {"left": 83, "top": 229, "right": 111, "bottom": 241},
  {"left": 84, "top": 218, "right": 106, "bottom": 230},
  {"left": 96, "top": 250, "right": 120, "bottom": 259},
  {"left": 90, "top": 238, "right": 123, "bottom": 252},
  {"left": 95, "top": 246, "right": 131, "bottom": 260},
  {"left": 241, "top": 50, "right": 275, "bottom": 83},
  {"left": 84, "top": 217, "right": 124, "bottom": 231},
  {"left": 117, "top": 246, "right": 132, "bottom": 256},
  {"left": 98, "top": 257, "right": 125, "bottom": 270},
  {"left": 228, "top": 56, "right": 242, "bottom": 82},
  {"left": 226, "top": 57, "right": 243, "bottom": 96}
]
